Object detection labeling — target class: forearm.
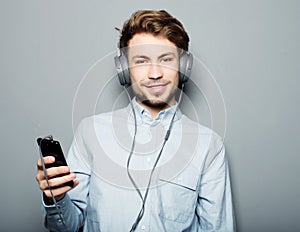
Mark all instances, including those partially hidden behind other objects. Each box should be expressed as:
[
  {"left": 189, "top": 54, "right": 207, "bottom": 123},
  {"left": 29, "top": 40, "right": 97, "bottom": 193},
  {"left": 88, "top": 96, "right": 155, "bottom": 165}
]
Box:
[{"left": 43, "top": 193, "right": 84, "bottom": 232}]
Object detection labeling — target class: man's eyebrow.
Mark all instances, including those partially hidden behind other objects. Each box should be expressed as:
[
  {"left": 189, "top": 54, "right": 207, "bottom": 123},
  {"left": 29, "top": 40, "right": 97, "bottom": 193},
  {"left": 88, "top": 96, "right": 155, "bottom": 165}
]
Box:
[
  {"left": 158, "top": 52, "right": 177, "bottom": 59},
  {"left": 131, "top": 55, "right": 149, "bottom": 60},
  {"left": 130, "top": 52, "right": 177, "bottom": 60}
]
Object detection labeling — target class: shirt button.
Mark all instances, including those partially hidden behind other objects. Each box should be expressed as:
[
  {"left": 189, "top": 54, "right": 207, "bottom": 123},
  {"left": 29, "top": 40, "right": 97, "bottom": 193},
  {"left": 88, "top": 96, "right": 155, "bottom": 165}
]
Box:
[
  {"left": 141, "top": 225, "right": 146, "bottom": 230},
  {"left": 146, "top": 157, "right": 151, "bottom": 162}
]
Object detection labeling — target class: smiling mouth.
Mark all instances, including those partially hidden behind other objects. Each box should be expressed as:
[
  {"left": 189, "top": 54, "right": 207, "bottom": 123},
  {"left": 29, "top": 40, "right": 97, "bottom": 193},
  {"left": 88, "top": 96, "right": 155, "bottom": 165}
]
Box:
[
  {"left": 144, "top": 84, "right": 168, "bottom": 95},
  {"left": 145, "top": 82, "right": 168, "bottom": 88},
  {"left": 147, "top": 84, "right": 166, "bottom": 88}
]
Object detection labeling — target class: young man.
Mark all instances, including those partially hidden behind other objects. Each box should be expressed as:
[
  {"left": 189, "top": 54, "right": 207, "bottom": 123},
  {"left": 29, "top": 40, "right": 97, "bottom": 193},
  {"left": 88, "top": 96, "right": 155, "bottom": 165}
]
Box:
[{"left": 36, "top": 10, "right": 235, "bottom": 231}]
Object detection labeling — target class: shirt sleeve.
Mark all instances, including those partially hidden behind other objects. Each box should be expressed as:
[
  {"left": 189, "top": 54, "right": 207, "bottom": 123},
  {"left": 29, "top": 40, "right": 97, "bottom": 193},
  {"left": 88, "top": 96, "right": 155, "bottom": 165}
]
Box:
[
  {"left": 42, "top": 119, "right": 91, "bottom": 231},
  {"left": 196, "top": 144, "right": 236, "bottom": 231}
]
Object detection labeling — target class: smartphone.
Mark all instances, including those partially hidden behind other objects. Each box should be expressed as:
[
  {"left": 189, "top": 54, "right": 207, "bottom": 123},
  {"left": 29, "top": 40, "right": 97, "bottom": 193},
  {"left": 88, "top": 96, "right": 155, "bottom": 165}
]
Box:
[{"left": 37, "top": 136, "right": 74, "bottom": 187}]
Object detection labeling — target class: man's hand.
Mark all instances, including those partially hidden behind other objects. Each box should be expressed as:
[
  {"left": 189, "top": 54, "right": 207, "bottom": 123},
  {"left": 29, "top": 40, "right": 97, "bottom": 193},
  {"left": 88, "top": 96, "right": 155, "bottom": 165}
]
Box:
[{"left": 36, "top": 156, "right": 79, "bottom": 201}]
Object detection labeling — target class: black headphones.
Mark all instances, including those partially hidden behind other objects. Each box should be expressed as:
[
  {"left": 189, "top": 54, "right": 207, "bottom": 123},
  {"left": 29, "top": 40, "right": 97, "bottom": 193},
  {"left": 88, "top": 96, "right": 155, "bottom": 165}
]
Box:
[{"left": 114, "top": 49, "right": 193, "bottom": 86}]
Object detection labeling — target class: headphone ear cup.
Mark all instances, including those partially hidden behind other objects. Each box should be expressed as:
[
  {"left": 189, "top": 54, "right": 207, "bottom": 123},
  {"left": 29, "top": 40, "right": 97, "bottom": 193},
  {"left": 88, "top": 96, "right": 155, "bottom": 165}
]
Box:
[
  {"left": 179, "top": 52, "right": 193, "bottom": 84},
  {"left": 114, "top": 50, "right": 131, "bottom": 86}
]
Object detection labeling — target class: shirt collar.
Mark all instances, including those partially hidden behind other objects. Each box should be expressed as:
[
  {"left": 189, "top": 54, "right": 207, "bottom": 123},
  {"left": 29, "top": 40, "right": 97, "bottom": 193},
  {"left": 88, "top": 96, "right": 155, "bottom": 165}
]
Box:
[{"left": 127, "top": 97, "right": 182, "bottom": 126}]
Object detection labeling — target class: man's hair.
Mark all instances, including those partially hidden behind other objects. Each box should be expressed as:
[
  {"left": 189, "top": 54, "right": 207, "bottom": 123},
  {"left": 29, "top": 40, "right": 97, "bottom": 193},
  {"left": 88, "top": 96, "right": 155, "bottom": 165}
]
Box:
[{"left": 119, "top": 10, "right": 190, "bottom": 51}]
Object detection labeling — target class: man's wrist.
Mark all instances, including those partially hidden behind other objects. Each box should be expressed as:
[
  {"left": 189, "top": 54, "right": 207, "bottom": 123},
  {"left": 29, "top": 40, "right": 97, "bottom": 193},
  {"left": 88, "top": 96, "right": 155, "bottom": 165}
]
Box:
[{"left": 43, "top": 192, "right": 65, "bottom": 205}]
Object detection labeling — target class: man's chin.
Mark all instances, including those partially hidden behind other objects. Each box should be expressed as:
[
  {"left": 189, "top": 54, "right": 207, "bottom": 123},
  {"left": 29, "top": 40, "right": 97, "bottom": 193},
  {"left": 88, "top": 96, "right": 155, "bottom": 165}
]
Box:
[{"left": 141, "top": 99, "right": 168, "bottom": 109}]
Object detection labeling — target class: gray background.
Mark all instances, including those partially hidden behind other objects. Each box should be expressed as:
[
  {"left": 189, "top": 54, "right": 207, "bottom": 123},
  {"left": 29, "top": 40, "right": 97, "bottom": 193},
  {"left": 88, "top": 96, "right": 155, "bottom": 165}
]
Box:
[{"left": 0, "top": 0, "right": 299, "bottom": 231}]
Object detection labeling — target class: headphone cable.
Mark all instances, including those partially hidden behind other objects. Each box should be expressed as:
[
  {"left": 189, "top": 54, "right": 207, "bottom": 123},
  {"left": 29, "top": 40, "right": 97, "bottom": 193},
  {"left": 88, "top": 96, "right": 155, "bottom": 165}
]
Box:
[
  {"left": 124, "top": 84, "right": 185, "bottom": 231},
  {"left": 38, "top": 136, "right": 67, "bottom": 230}
]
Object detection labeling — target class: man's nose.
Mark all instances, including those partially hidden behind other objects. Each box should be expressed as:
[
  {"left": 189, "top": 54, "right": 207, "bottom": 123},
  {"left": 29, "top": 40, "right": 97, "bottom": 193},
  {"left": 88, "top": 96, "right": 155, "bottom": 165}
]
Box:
[{"left": 148, "top": 63, "right": 163, "bottom": 79}]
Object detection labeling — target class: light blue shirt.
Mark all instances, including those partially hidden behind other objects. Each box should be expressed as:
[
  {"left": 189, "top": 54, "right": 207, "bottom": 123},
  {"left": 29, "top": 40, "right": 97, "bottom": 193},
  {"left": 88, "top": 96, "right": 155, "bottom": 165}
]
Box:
[{"left": 43, "top": 99, "right": 236, "bottom": 231}]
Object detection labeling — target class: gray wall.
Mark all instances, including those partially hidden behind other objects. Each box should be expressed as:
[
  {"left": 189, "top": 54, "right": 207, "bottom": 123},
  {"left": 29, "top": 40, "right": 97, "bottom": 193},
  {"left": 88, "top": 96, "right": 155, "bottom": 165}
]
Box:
[{"left": 1, "top": 0, "right": 299, "bottom": 231}]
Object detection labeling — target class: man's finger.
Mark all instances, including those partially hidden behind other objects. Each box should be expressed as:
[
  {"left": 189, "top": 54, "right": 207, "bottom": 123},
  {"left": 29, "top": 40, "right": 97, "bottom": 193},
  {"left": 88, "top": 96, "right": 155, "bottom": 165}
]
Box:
[
  {"left": 43, "top": 180, "right": 79, "bottom": 198},
  {"left": 36, "top": 156, "right": 55, "bottom": 169},
  {"left": 40, "top": 173, "right": 76, "bottom": 190}
]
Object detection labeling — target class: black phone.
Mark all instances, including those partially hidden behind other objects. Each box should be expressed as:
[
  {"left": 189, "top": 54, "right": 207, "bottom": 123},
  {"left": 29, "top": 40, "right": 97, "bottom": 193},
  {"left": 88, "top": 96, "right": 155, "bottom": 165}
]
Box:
[{"left": 37, "top": 136, "right": 74, "bottom": 187}]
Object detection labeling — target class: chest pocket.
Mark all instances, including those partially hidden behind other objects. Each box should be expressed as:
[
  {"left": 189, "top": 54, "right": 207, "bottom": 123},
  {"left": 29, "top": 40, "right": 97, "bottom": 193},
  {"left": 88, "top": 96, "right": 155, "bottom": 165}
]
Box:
[{"left": 157, "top": 169, "right": 199, "bottom": 224}]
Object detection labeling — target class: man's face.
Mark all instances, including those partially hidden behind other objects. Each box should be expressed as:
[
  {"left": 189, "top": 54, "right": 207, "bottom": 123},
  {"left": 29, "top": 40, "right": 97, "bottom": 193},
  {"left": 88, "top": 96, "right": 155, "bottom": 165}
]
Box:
[{"left": 127, "top": 33, "right": 179, "bottom": 109}]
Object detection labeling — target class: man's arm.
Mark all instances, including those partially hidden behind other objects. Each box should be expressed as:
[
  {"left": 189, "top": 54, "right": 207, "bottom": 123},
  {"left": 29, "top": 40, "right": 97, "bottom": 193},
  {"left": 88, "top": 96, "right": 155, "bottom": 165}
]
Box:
[
  {"left": 42, "top": 170, "right": 89, "bottom": 232},
  {"left": 39, "top": 120, "right": 92, "bottom": 231},
  {"left": 196, "top": 146, "right": 236, "bottom": 231}
]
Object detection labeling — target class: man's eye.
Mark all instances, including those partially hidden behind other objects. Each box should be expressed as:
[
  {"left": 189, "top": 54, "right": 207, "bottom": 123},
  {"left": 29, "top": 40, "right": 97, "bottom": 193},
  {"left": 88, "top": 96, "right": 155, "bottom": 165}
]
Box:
[
  {"left": 161, "top": 57, "right": 173, "bottom": 63},
  {"left": 135, "top": 59, "right": 147, "bottom": 64}
]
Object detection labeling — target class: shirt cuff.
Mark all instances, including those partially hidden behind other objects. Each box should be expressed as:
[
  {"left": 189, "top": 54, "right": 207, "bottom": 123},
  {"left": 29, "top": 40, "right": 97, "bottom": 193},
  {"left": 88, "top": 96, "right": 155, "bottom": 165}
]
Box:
[{"left": 42, "top": 193, "right": 68, "bottom": 209}]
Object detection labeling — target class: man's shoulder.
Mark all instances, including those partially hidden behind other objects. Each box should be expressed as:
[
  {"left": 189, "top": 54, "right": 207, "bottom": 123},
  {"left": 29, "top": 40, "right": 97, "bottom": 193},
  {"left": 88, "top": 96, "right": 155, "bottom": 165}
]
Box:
[
  {"left": 181, "top": 114, "right": 221, "bottom": 137},
  {"left": 180, "top": 114, "right": 224, "bottom": 152},
  {"left": 79, "top": 107, "right": 128, "bottom": 125}
]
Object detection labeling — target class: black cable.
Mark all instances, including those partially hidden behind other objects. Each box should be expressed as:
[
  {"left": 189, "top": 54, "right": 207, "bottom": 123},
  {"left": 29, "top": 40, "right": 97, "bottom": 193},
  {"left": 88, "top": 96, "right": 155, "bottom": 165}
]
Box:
[
  {"left": 124, "top": 87, "right": 143, "bottom": 202},
  {"left": 38, "top": 136, "right": 67, "bottom": 230},
  {"left": 124, "top": 84, "right": 185, "bottom": 231}
]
